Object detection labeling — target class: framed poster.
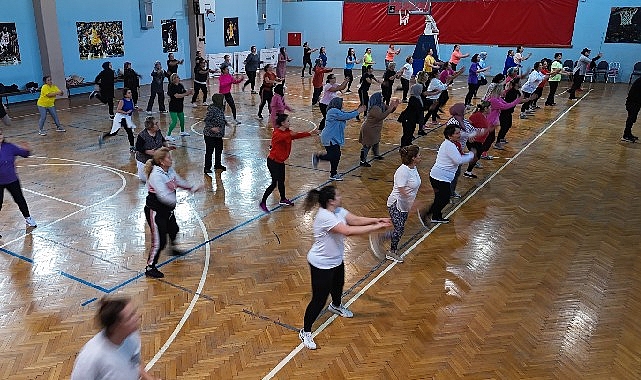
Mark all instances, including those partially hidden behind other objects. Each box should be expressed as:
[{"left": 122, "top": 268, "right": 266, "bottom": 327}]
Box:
[
  {"left": 224, "top": 17, "right": 239, "bottom": 47},
  {"left": 76, "top": 21, "right": 125, "bottom": 60},
  {"left": 161, "top": 19, "right": 178, "bottom": 52},
  {"left": 259, "top": 48, "right": 278, "bottom": 69},
  {"left": 605, "top": 7, "right": 641, "bottom": 43},
  {"left": 0, "top": 23, "right": 20, "bottom": 65}
]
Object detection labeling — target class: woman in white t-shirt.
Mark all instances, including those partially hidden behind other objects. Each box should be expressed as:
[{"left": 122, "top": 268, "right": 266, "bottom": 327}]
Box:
[
  {"left": 399, "top": 56, "right": 414, "bottom": 103},
  {"left": 373, "top": 145, "right": 422, "bottom": 263},
  {"left": 299, "top": 185, "right": 392, "bottom": 350}
]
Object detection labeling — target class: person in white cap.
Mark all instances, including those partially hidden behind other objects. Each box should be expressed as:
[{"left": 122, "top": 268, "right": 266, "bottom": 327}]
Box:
[{"left": 569, "top": 47, "right": 602, "bottom": 100}]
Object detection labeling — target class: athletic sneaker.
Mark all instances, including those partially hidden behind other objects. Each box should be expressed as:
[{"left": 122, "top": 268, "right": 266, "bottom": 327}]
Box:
[
  {"left": 481, "top": 154, "right": 494, "bottom": 160},
  {"left": 494, "top": 142, "right": 505, "bottom": 150},
  {"left": 431, "top": 218, "right": 450, "bottom": 224},
  {"left": 214, "top": 165, "right": 227, "bottom": 171},
  {"left": 279, "top": 199, "right": 294, "bottom": 206},
  {"left": 25, "top": 217, "right": 37, "bottom": 227},
  {"left": 190, "top": 103, "right": 198, "bottom": 107},
  {"left": 129, "top": 146, "right": 136, "bottom": 153},
  {"left": 180, "top": 131, "right": 190, "bottom": 136},
  {"left": 146, "top": 111, "right": 153, "bottom": 115},
  {"left": 299, "top": 329, "right": 317, "bottom": 350},
  {"left": 519, "top": 113, "right": 528, "bottom": 119},
  {"left": 145, "top": 265, "right": 164, "bottom": 278},
  {"left": 38, "top": 130, "right": 47, "bottom": 136},
  {"left": 451, "top": 193, "right": 462, "bottom": 199},
  {"left": 621, "top": 135, "right": 639, "bottom": 143},
  {"left": 257, "top": 114, "right": 263, "bottom": 119},
  {"left": 328, "top": 303, "right": 353, "bottom": 318},
  {"left": 345, "top": 89, "right": 352, "bottom": 93},
  {"left": 98, "top": 134, "right": 104, "bottom": 146},
  {"left": 463, "top": 172, "right": 478, "bottom": 179},
  {"left": 329, "top": 174, "right": 343, "bottom": 181},
  {"left": 202, "top": 101, "right": 210, "bottom": 106},
  {"left": 386, "top": 251, "right": 404, "bottom": 263},
  {"left": 374, "top": 155, "right": 384, "bottom": 160},
  {"left": 360, "top": 160, "right": 371, "bottom": 167},
  {"left": 56, "top": 126, "right": 66, "bottom": 132},
  {"left": 475, "top": 161, "right": 483, "bottom": 169},
  {"left": 165, "top": 135, "right": 176, "bottom": 142},
  {"left": 160, "top": 110, "right": 169, "bottom": 114},
  {"left": 170, "top": 248, "right": 186, "bottom": 256},
  {"left": 251, "top": 90, "right": 258, "bottom": 94},
  {"left": 259, "top": 201, "right": 269, "bottom": 213},
  {"left": 109, "top": 115, "right": 115, "bottom": 120},
  {"left": 311, "top": 153, "right": 319, "bottom": 169}
]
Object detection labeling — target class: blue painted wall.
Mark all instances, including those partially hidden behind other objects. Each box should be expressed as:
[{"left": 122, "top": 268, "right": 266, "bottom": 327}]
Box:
[
  {"left": 0, "top": 0, "right": 42, "bottom": 98},
  {"left": 281, "top": 1, "right": 641, "bottom": 81}
]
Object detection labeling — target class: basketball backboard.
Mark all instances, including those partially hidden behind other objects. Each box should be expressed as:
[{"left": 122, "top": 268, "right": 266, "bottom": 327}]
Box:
[{"left": 387, "top": 0, "right": 431, "bottom": 15}]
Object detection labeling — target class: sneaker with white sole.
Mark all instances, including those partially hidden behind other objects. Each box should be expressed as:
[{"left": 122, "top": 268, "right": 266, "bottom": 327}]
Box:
[
  {"left": 56, "top": 126, "right": 66, "bottom": 132},
  {"left": 311, "top": 153, "right": 319, "bottom": 169},
  {"left": 328, "top": 303, "right": 353, "bottom": 318},
  {"left": 38, "top": 130, "right": 47, "bottom": 136},
  {"left": 385, "top": 251, "right": 404, "bottom": 263},
  {"left": 25, "top": 217, "right": 37, "bottom": 227},
  {"left": 166, "top": 135, "right": 176, "bottom": 142},
  {"left": 146, "top": 111, "right": 153, "bottom": 115},
  {"left": 329, "top": 174, "right": 343, "bottom": 181},
  {"left": 202, "top": 101, "right": 210, "bottom": 106},
  {"left": 180, "top": 131, "right": 190, "bottom": 136},
  {"left": 190, "top": 103, "right": 198, "bottom": 107},
  {"left": 299, "top": 329, "right": 317, "bottom": 349}
]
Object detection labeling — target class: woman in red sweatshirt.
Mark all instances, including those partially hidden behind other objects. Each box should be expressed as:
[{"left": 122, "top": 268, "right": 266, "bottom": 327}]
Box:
[
  {"left": 259, "top": 113, "right": 318, "bottom": 212},
  {"left": 218, "top": 64, "right": 244, "bottom": 124}
]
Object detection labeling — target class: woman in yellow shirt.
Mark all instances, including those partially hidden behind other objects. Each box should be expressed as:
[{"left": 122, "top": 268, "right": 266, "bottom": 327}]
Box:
[{"left": 37, "top": 75, "right": 64, "bottom": 136}]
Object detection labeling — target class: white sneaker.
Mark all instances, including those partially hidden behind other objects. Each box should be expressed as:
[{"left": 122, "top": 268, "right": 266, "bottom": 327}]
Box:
[
  {"left": 25, "top": 217, "right": 37, "bottom": 227},
  {"left": 202, "top": 101, "right": 210, "bottom": 106},
  {"left": 190, "top": 103, "right": 198, "bottom": 107},
  {"left": 180, "top": 131, "right": 190, "bottom": 136},
  {"left": 328, "top": 303, "right": 353, "bottom": 318},
  {"left": 146, "top": 111, "right": 153, "bottom": 115},
  {"left": 299, "top": 329, "right": 317, "bottom": 350},
  {"left": 166, "top": 135, "right": 176, "bottom": 142},
  {"left": 385, "top": 251, "right": 404, "bottom": 263}
]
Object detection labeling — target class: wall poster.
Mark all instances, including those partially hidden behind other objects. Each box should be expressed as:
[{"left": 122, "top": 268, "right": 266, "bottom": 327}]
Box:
[
  {"left": 224, "top": 17, "right": 239, "bottom": 47},
  {"left": 0, "top": 23, "right": 20, "bottom": 65},
  {"left": 76, "top": 21, "right": 125, "bottom": 60},
  {"left": 161, "top": 19, "right": 178, "bottom": 53},
  {"left": 605, "top": 7, "right": 641, "bottom": 43}
]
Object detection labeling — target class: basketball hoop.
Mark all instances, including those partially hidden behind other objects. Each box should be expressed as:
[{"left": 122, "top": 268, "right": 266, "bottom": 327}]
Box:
[
  {"left": 619, "top": 8, "right": 637, "bottom": 26},
  {"left": 399, "top": 10, "right": 410, "bottom": 26}
]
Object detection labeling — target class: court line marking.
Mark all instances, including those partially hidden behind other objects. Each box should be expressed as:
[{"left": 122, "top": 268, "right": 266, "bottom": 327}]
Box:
[
  {"left": 145, "top": 199, "right": 211, "bottom": 371},
  {"left": 262, "top": 90, "right": 592, "bottom": 379},
  {"left": 22, "top": 188, "right": 86, "bottom": 208}
]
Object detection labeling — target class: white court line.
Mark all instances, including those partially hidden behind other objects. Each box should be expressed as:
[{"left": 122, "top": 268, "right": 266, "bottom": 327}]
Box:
[
  {"left": 262, "top": 90, "right": 593, "bottom": 379},
  {"left": 22, "top": 188, "right": 85, "bottom": 208},
  {"left": 145, "top": 198, "right": 211, "bottom": 371}
]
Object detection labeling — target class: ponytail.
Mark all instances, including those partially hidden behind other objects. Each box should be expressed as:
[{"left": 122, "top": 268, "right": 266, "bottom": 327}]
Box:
[{"left": 303, "top": 185, "right": 337, "bottom": 211}]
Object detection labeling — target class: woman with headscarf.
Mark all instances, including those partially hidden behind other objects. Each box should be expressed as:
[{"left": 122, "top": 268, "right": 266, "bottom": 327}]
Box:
[
  {"left": 90, "top": 61, "right": 116, "bottom": 119},
  {"left": 319, "top": 73, "right": 348, "bottom": 130},
  {"left": 203, "top": 94, "right": 228, "bottom": 173},
  {"left": 397, "top": 83, "right": 424, "bottom": 147},
  {"left": 312, "top": 98, "right": 366, "bottom": 181},
  {"left": 259, "top": 113, "right": 318, "bottom": 212},
  {"left": 359, "top": 92, "right": 399, "bottom": 166},
  {"left": 418, "top": 124, "right": 476, "bottom": 226},
  {"left": 276, "top": 47, "right": 292, "bottom": 83},
  {"left": 270, "top": 83, "right": 293, "bottom": 127}
]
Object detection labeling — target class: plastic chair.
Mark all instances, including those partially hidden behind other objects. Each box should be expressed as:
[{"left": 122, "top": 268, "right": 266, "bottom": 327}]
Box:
[
  {"left": 583, "top": 66, "right": 595, "bottom": 82},
  {"left": 594, "top": 60, "right": 609, "bottom": 82},
  {"left": 607, "top": 62, "right": 620, "bottom": 83},
  {"left": 630, "top": 61, "right": 641, "bottom": 85},
  {"left": 562, "top": 59, "right": 574, "bottom": 82}
]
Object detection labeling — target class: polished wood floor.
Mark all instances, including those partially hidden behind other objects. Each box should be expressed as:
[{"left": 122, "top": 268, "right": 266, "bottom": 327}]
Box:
[{"left": 1, "top": 68, "right": 640, "bottom": 379}]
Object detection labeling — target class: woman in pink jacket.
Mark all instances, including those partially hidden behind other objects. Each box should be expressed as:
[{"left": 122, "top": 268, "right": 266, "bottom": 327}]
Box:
[
  {"left": 218, "top": 65, "right": 244, "bottom": 124},
  {"left": 269, "top": 84, "right": 293, "bottom": 127}
]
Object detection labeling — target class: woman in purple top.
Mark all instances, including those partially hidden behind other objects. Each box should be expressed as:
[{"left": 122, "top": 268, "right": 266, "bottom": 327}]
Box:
[
  {"left": 464, "top": 54, "right": 490, "bottom": 106},
  {"left": 277, "top": 47, "right": 292, "bottom": 83},
  {"left": 0, "top": 129, "right": 37, "bottom": 233}
]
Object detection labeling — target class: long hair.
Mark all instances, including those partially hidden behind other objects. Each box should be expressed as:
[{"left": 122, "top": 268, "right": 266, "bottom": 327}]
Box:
[
  {"left": 303, "top": 185, "right": 337, "bottom": 211},
  {"left": 97, "top": 297, "right": 130, "bottom": 337},
  {"left": 144, "top": 147, "right": 171, "bottom": 178}
]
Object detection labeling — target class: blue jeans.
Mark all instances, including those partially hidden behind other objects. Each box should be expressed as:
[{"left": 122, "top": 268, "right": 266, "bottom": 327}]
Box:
[{"left": 38, "top": 106, "right": 62, "bottom": 130}]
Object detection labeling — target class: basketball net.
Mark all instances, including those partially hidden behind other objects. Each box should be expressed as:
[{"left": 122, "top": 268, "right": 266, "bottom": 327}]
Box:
[
  {"left": 619, "top": 8, "right": 637, "bottom": 26},
  {"left": 399, "top": 10, "right": 410, "bottom": 26}
]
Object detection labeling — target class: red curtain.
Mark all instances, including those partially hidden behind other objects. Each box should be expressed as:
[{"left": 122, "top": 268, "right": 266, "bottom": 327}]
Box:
[{"left": 342, "top": 0, "right": 579, "bottom": 47}]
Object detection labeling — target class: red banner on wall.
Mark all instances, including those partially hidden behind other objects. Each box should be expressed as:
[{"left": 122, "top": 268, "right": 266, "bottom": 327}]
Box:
[{"left": 342, "top": 0, "right": 579, "bottom": 47}]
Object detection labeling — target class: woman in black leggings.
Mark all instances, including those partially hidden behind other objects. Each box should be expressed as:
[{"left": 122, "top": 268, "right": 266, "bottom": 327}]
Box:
[{"left": 298, "top": 185, "right": 391, "bottom": 350}]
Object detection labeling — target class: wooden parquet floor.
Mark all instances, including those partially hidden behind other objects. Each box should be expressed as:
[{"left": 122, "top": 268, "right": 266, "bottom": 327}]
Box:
[{"left": 1, "top": 69, "right": 640, "bottom": 379}]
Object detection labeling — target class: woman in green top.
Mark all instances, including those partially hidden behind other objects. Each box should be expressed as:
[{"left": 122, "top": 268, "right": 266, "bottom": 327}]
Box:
[{"left": 362, "top": 47, "right": 375, "bottom": 75}]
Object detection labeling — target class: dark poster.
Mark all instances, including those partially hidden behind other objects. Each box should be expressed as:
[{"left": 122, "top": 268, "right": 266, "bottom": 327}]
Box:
[
  {"left": 0, "top": 23, "right": 20, "bottom": 65},
  {"left": 76, "top": 21, "right": 125, "bottom": 60},
  {"left": 224, "top": 17, "right": 239, "bottom": 47},
  {"left": 161, "top": 19, "right": 178, "bottom": 52}
]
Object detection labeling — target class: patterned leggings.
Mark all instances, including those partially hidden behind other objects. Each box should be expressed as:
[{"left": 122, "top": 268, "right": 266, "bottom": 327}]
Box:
[{"left": 387, "top": 201, "right": 409, "bottom": 252}]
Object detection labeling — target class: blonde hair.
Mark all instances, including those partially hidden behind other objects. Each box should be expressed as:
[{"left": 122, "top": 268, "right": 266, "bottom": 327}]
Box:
[
  {"left": 144, "top": 147, "right": 171, "bottom": 178},
  {"left": 170, "top": 73, "right": 179, "bottom": 83}
]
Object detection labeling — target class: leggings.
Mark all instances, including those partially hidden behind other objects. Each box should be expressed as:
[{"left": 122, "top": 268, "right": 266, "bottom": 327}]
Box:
[
  {"left": 568, "top": 72, "right": 584, "bottom": 98},
  {"left": 465, "top": 83, "right": 480, "bottom": 105},
  {"left": 497, "top": 111, "right": 513, "bottom": 142},
  {"left": 37, "top": 106, "right": 62, "bottom": 131},
  {"left": 258, "top": 87, "right": 273, "bottom": 116},
  {"left": 303, "top": 262, "right": 345, "bottom": 332},
  {"left": 533, "top": 87, "right": 543, "bottom": 107},
  {"left": 546, "top": 81, "right": 559, "bottom": 105},
  {"left": 192, "top": 82, "right": 208, "bottom": 104},
  {"left": 318, "top": 144, "right": 341, "bottom": 176},
  {"left": 223, "top": 93, "right": 237, "bottom": 119},
  {"left": 427, "top": 176, "right": 451, "bottom": 220},
  {"left": 625, "top": 102, "right": 641, "bottom": 137},
  {"left": 144, "top": 207, "right": 178, "bottom": 267},
  {"left": 361, "top": 143, "right": 380, "bottom": 161},
  {"left": 344, "top": 69, "right": 354, "bottom": 91},
  {"left": 401, "top": 77, "right": 410, "bottom": 101},
  {"left": 520, "top": 91, "right": 533, "bottom": 113},
  {"left": 311, "top": 87, "right": 322, "bottom": 105},
  {"left": 319, "top": 103, "right": 328, "bottom": 130},
  {"left": 0, "top": 179, "right": 31, "bottom": 218},
  {"left": 131, "top": 87, "right": 139, "bottom": 106},
  {"left": 381, "top": 84, "right": 392, "bottom": 105},
  {"left": 261, "top": 158, "right": 286, "bottom": 203},
  {"left": 387, "top": 201, "right": 409, "bottom": 252},
  {"left": 400, "top": 120, "right": 416, "bottom": 147},
  {"left": 302, "top": 57, "right": 313, "bottom": 76},
  {"left": 244, "top": 70, "right": 257, "bottom": 91},
  {"left": 204, "top": 136, "right": 223, "bottom": 170},
  {"left": 358, "top": 88, "right": 369, "bottom": 115},
  {"left": 168, "top": 112, "right": 185, "bottom": 135},
  {"left": 103, "top": 119, "right": 135, "bottom": 146}
]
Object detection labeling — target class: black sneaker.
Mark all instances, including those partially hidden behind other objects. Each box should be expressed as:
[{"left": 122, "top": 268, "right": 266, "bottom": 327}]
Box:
[
  {"left": 214, "top": 165, "right": 227, "bottom": 171},
  {"left": 374, "top": 155, "right": 384, "bottom": 160},
  {"left": 360, "top": 161, "right": 371, "bottom": 167},
  {"left": 170, "top": 249, "right": 186, "bottom": 256},
  {"left": 463, "top": 172, "right": 478, "bottom": 179},
  {"left": 145, "top": 266, "right": 164, "bottom": 278},
  {"left": 621, "top": 135, "right": 639, "bottom": 143},
  {"left": 204, "top": 168, "right": 212, "bottom": 174}
]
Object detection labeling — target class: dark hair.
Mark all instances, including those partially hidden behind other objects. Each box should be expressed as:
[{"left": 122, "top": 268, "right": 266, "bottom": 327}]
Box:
[
  {"left": 453, "top": 44, "right": 459, "bottom": 50},
  {"left": 145, "top": 116, "right": 156, "bottom": 130},
  {"left": 400, "top": 145, "right": 420, "bottom": 166},
  {"left": 303, "top": 185, "right": 337, "bottom": 211},
  {"left": 443, "top": 124, "right": 459, "bottom": 138},
  {"left": 279, "top": 47, "right": 286, "bottom": 55},
  {"left": 533, "top": 61, "right": 541, "bottom": 70},
  {"left": 406, "top": 55, "right": 412, "bottom": 63},
  {"left": 471, "top": 54, "right": 479, "bottom": 63},
  {"left": 97, "top": 297, "right": 129, "bottom": 337},
  {"left": 516, "top": 45, "right": 523, "bottom": 52},
  {"left": 42, "top": 75, "right": 50, "bottom": 82},
  {"left": 263, "top": 64, "right": 272, "bottom": 72},
  {"left": 275, "top": 113, "right": 288, "bottom": 126},
  {"left": 554, "top": 52, "right": 562, "bottom": 59},
  {"left": 326, "top": 74, "right": 335, "bottom": 83},
  {"left": 475, "top": 100, "right": 490, "bottom": 113},
  {"left": 507, "top": 49, "right": 514, "bottom": 55},
  {"left": 122, "top": 87, "right": 131, "bottom": 97},
  {"left": 251, "top": 45, "right": 256, "bottom": 50},
  {"left": 492, "top": 74, "right": 505, "bottom": 83},
  {"left": 314, "top": 59, "right": 322, "bottom": 67}
]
